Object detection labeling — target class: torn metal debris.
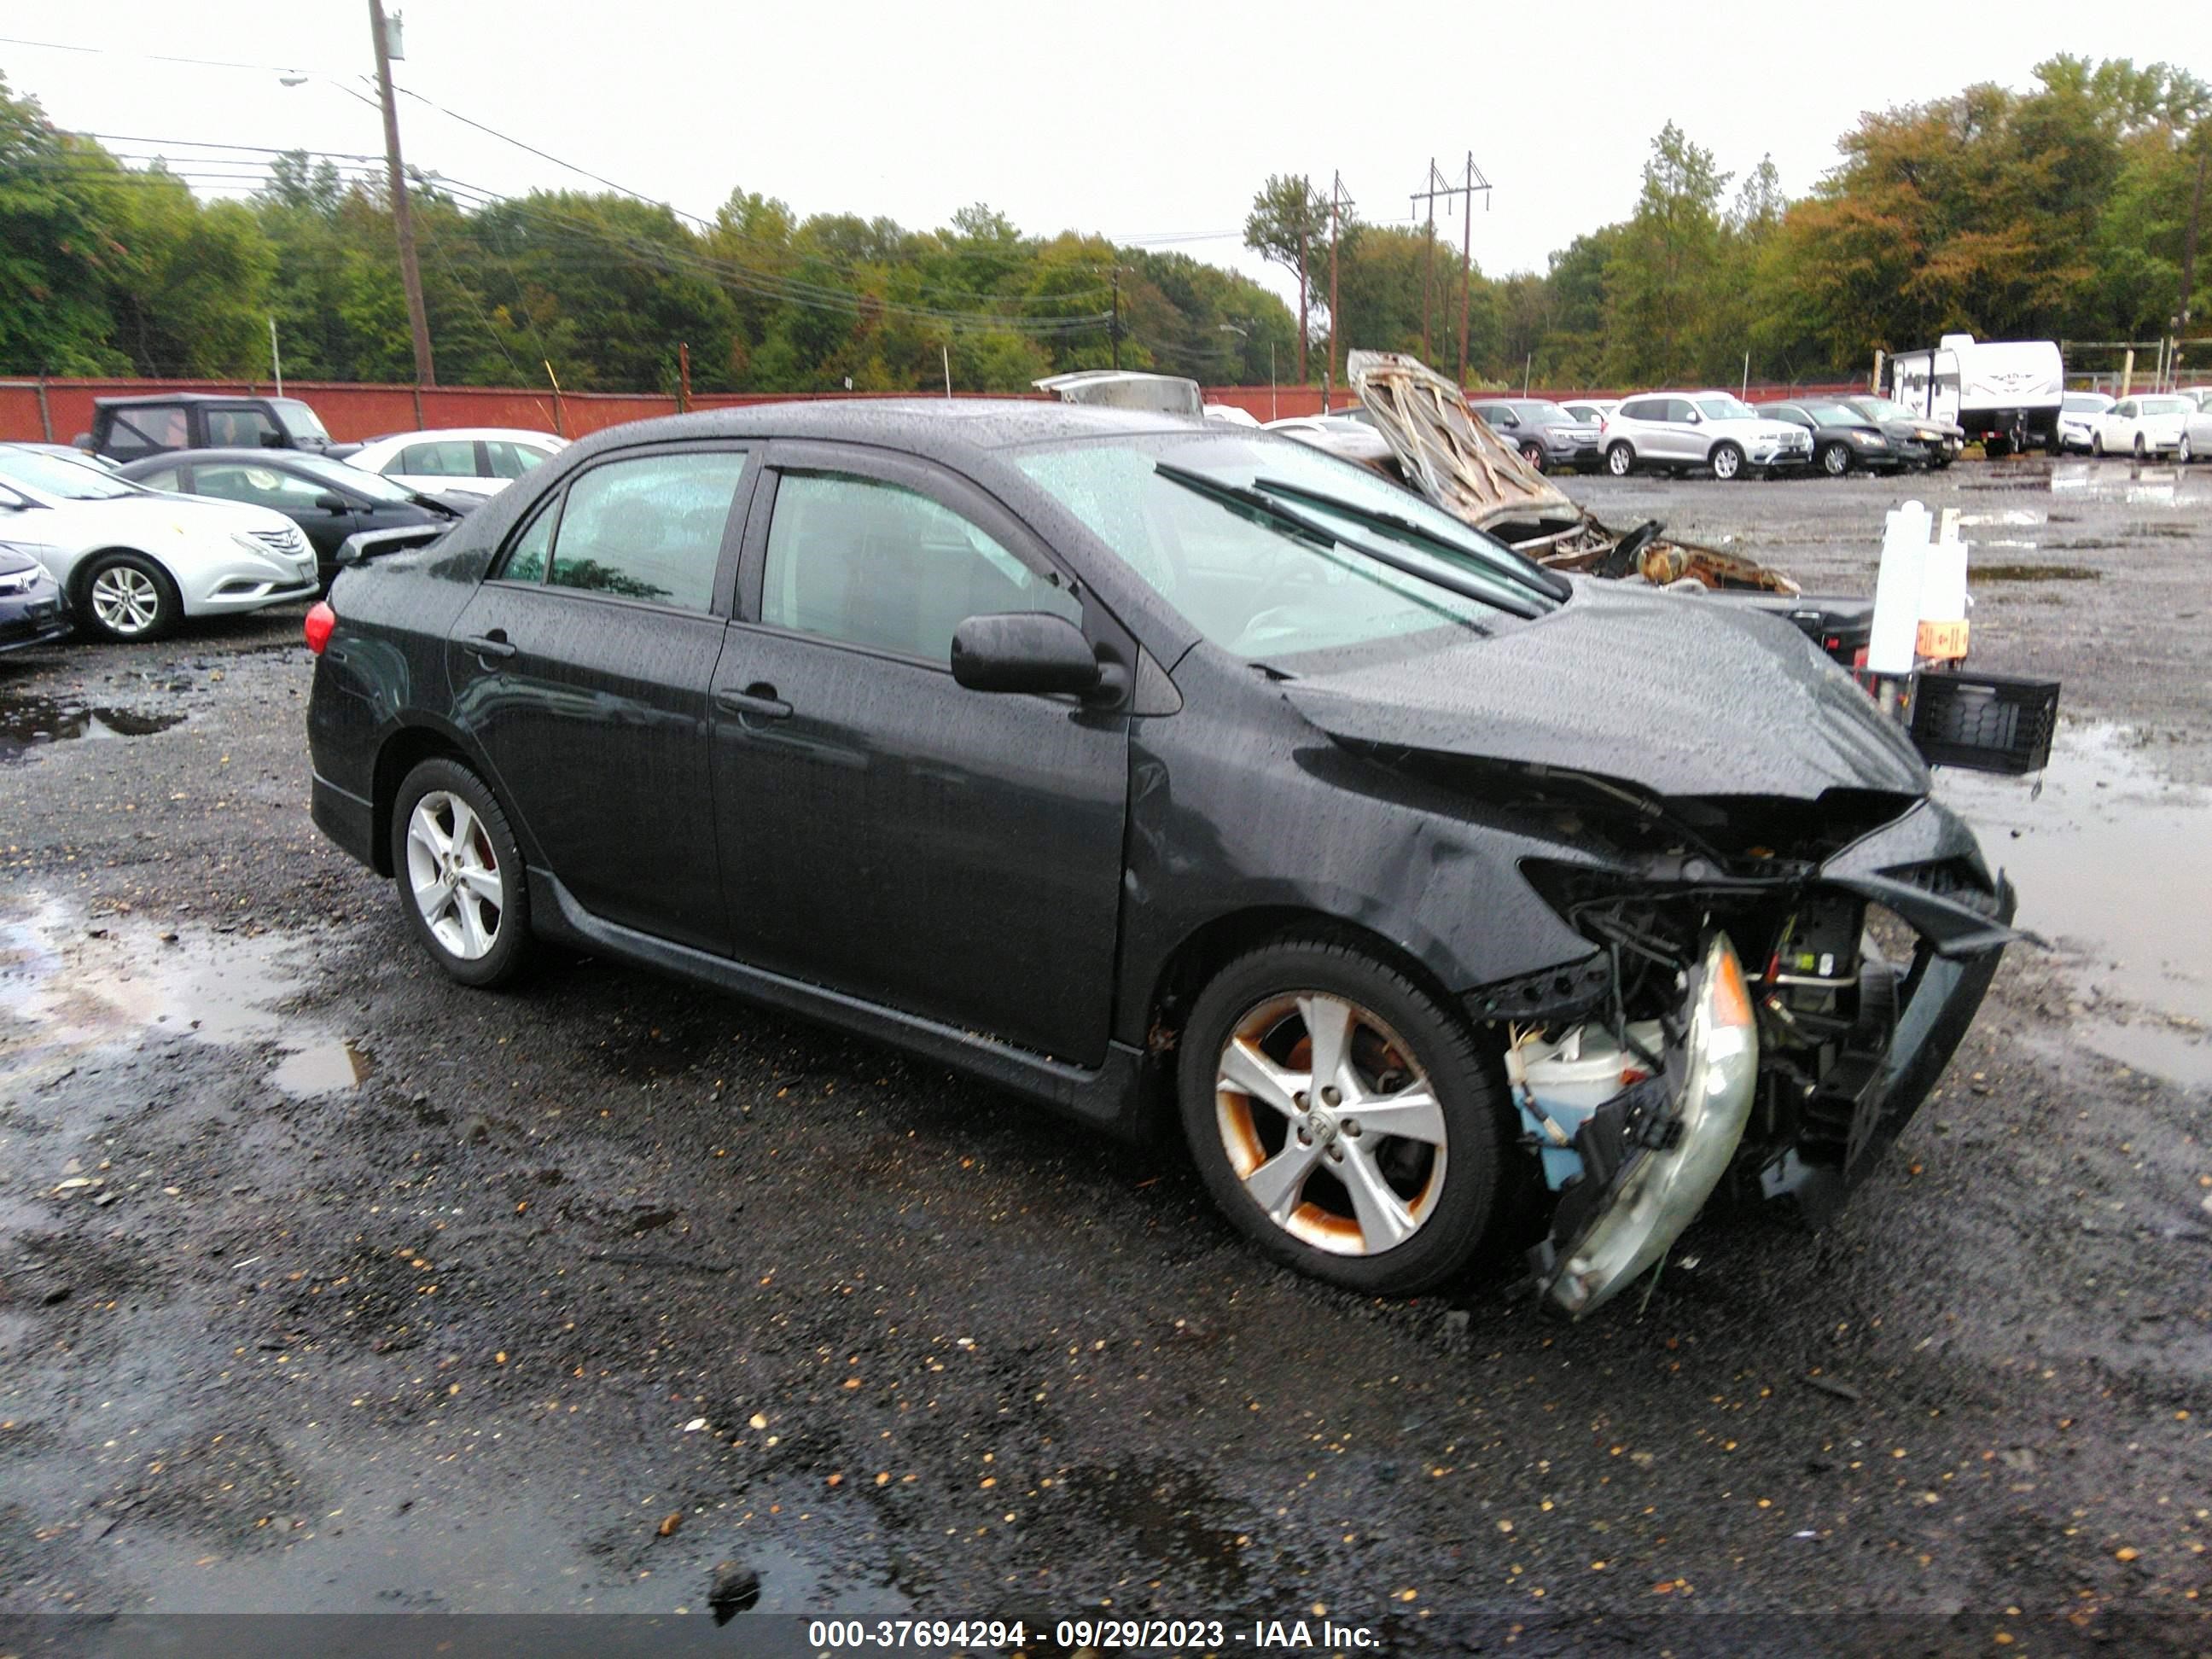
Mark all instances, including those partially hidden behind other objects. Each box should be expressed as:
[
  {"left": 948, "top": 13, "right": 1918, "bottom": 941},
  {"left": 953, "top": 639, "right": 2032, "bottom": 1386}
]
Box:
[{"left": 1347, "top": 351, "right": 1801, "bottom": 595}]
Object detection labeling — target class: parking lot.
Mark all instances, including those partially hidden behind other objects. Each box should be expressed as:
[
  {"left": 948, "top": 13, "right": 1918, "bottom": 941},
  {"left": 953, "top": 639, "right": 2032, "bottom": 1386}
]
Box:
[{"left": 2, "top": 456, "right": 2207, "bottom": 1647}]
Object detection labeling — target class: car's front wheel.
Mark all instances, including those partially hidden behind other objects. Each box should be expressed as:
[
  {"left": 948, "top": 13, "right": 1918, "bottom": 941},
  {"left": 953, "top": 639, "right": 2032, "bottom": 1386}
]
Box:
[
  {"left": 2133, "top": 434, "right": 2148, "bottom": 461},
  {"left": 1519, "top": 440, "right": 1546, "bottom": 473},
  {"left": 1178, "top": 935, "right": 1505, "bottom": 1295},
  {"left": 391, "top": 757, "right": 534, "bottom": 987},
  {"left": 77, "top": 550, "right": 179, "bottom": 642},
  {"left": 1821, "top": 442, "right": 1851, "bottom": 476},
  {"left": 2181, "top": 434, "right": 2195, "bottom": 464},
  {"left": 2091, "top": 433, "right": 2104, "bottom": 457},
  {"left": 1605, "top": 442, "right": 1635, "bottom": 477},
  {"left": 1709, "top": 441, "right": 1745, "bottom": 481}
]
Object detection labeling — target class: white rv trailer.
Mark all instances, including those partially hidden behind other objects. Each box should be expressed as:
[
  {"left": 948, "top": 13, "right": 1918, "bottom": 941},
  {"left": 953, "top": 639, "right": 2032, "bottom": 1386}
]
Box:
[{"left": 1884, "top": 334, "right": 2064, "bottom": 457}]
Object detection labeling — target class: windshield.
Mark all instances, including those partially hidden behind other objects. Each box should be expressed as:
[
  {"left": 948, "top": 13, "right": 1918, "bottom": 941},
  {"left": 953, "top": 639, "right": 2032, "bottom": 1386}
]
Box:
[
  {"left": 271, "top": 399, "right": 332, "bottom": 443},
  {"left": 287, "top": 453, "right": 419, "bottom": 504},
  {"left": 1854, "top": 397, "right": 1912, "bottom": 422},
  {"left": 0, "top": 446, "right": 146, "bottom": 500},
  {"left": 1521, "top": 403, "right": 1575, "bottom": 427},
  {"left": 2062, "top": 393, "right": 2106, "bottom": 412},
  {"left": 2140, "top": 396, "right": 2188, "bottom": 415},
  {"left": 1695, "top": 395, "right": 1757, "bottom": 421},
  {"left": 1802, "top": 404, "right": 1861, "bottom": 428},
  {"left": 1013, "top": 432, "right": 1557, "bottom": 664}
]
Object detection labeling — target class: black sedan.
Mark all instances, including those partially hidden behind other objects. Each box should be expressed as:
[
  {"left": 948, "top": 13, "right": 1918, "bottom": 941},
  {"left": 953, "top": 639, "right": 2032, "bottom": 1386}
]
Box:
[
  {"left": 303, "top": 403, "right": 2015, "bottom": 1315},
  {"left": 1757, "top": 399, "right": 1908, "bottom": 475},
  {"left": 116, "top": 449, "right": 469, "bottom": 587},
  {"left": 0, "top": 538, "right": 70, "bottom": 653}
]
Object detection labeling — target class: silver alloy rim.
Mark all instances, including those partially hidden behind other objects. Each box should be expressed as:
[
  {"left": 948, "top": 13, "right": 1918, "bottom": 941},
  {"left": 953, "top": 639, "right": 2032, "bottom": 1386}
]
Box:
[
  {"left": 1609, "top": 447, "right": 1630, "bottom": 474},
  {"left": 405, "top": 791, "right": 504, "bottom": 960},
  {"left": 1825, "top": 445, "right": 1847, "bottom": 474},
  {"left": 1214, "top": 992, "right": 1447, "bottom": 1257},
  {"left": 90, "top": 564, "right": 161, "bottom": 636},
  {"left": 1713, "top": 447, "right": 1740, "bottom": 479}
]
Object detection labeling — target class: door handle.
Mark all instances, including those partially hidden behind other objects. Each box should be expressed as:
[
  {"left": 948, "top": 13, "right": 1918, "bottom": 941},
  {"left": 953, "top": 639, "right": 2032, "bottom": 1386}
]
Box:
[
  {"left": 714, "top": 684, "right": 792, "bottom": 721},
  {"left": 458, "top": 632, "right": 516, "bottom": 661}
]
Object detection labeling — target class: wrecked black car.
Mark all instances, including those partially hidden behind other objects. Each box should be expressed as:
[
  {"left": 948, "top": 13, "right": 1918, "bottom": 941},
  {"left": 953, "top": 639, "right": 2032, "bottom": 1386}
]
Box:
[{"left": 304, "top": 402, "right": 2013, "bottom": 1316}]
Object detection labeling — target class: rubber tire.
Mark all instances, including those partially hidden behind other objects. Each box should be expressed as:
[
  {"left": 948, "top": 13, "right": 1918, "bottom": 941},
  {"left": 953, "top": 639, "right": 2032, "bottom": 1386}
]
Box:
[
  {"left": 2091, "top": 433, "right": 2104, "bottom": 457},
  {"left": 1986, "top": 434, "right": 2012, "bottom": 459},
  {"left": 1605, "top": 442, "right": 1635, "bottom": 477},
  {"left": 1519, "top": 441, "right": 1546, "bottom": 474},
  {"left": 1176, "top": 934, "right": 1507, "bottom": 1295},
  {"left": 2181, "top": 434, "right": 2194, "bottom": 464},
  {"left": 390, "top": 756, "right": 536, "bottom": 989},
  {"left": 1709, "top": 441, "right": 1745, "bottom": 481},
  {"left": 1821, "top": 442, "right": 1850, "bottom": 476},
  {"left": 74, "top": 550, "right": 180, "bottom": 643},
  {"left": 2133, "top": 434, "right": 2147, "bottom": 461}
]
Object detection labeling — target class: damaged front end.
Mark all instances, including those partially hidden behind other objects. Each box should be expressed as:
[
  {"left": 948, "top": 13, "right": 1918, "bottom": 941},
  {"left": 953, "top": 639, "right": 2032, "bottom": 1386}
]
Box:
[{"left": 1474, "top": 777, "right": 2016, "bottom": 1318}]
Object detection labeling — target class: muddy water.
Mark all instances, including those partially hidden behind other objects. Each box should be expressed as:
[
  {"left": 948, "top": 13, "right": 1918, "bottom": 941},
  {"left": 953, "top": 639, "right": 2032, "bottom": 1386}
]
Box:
[
  {"left": 0, "top": 694, "right": 185, "bottom": 763},
  {"left": 0, "top": 897, "right": 368, "bottom": 1098},
  {"left": 1936, "top": 723, "right": 2212, "bottom": 1086}
]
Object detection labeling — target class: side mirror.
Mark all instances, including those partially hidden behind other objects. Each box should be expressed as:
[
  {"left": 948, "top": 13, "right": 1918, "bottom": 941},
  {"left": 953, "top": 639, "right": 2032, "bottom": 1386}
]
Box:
[
  {"left": 950, "top": 612, "right": 1101, "bottom": 696},
  {"left": 315, "top": 492, "right": 351, "bottom": 513}
]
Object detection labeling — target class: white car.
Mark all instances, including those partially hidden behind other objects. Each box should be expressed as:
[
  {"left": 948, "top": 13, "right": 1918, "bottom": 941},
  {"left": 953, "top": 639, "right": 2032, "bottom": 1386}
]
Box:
[
  {"left": 2091, "top": 394, "right": 2190, "bottom": 460},
  {"left": 341, "top": 428, "right": 567, "bottom": 499},
  {"left": 1600, "top": 390, "right": 1813, "bottom": 479},
  {"left": 0, "top": 444, "right": 317, "bottom": 641},
  {"left": 2183, "top": 392, "right": 2212, "bottom": 463},
  {"left": 2054, "top": 391, "right": 2114, "bottom": 453}
]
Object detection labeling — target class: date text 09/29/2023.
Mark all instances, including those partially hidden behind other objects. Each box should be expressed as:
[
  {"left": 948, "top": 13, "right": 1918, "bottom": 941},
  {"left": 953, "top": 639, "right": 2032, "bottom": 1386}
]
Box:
[{"left": 805, "top": 1616, "right": 1383, "bottom": 1649}]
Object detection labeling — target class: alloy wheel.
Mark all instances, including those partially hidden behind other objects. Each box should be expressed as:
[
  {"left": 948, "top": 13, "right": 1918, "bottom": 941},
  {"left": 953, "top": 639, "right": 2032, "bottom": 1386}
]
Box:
[
  {"left": 1213, "top": 992, "right": 1447, "bottom": 1257},
  {"left": 1606, "top": 445, "right": 1633, "bottom": 476},
  {"left": 1711, "top": 445, "right": 1742, "bottom": 480},
  {"left": 1823, "top": 445, "right": 1848, "bottom": 475},
  {"left": 405, "top": 790, "right": 505, "bottom": 960},
  {"left": 90, "top": 565, "right": 162, "bottom": 637}
]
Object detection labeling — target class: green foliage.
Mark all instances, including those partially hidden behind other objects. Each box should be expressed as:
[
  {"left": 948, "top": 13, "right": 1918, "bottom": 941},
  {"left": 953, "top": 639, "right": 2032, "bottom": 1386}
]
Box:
[{"left": 7, "top": 55, "right": 2210, "bottom": 394}]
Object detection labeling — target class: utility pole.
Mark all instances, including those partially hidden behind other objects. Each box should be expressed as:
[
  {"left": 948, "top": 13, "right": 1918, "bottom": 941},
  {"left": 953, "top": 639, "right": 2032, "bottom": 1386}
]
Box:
[
  {"left": 1454, "top": 152, "right": 1490, "bottom": 387},
  {"left": 1109, "top": 268, "right": 1123, "bottom": 370},
  {"left": 369, "top": 0, "right": 436, "bottom": 387},
  {"left": 1296, "top": 181, "right": 1310, "bottom": 387},
  {"left": 1325, "top": 172, "right": 1353, "bottom": 410},
  {"left": 1411, "top": 156, "right": 1483, "bottom": 373}
]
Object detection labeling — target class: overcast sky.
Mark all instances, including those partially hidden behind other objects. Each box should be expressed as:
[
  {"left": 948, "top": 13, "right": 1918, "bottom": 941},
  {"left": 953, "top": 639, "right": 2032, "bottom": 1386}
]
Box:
[{"left": 9, "top": 3, "right": 2211, "bottom": 307}]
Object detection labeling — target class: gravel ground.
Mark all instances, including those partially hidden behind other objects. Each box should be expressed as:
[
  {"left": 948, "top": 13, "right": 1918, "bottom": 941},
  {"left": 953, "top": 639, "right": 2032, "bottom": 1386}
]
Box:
[{"left": 1, "top": 456, "right": 2207, "bottom": 1653}]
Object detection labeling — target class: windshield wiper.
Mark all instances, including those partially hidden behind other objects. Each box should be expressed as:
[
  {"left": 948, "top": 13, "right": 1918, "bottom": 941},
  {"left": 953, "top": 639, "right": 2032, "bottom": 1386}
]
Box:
[
  {"left": 1249, "top": 474, "right": 1570, "bottom": 604},
  {"left": 1151, "top": 462, "right": 1534, "bottom": 623}
]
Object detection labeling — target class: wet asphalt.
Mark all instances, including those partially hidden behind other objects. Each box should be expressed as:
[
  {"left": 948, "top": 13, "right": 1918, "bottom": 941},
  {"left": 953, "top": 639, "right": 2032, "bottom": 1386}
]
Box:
[{"left": 0, "top": 455, "right": 2208, "bottom": 1652}]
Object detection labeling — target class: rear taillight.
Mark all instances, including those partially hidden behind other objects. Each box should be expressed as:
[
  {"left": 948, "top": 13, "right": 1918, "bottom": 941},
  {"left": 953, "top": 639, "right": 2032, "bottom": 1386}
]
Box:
[{"left": 305, "top": 601, "right": 336, "bottom": 655}]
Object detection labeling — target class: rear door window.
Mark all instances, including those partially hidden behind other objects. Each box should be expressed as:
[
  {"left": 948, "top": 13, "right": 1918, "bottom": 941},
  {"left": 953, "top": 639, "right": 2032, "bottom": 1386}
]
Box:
[
  {"left": 760, "top": 472, "right": 1080, "bottom": 664},
  {"left": 544, "top": 450, "right": 750, "bottom": 612},
  {"left": 103, "top": 404, "right": 189, "bottom": 458},
  {"left": 394, "top": 439, "right": 480, "bottom": 478},
  {"left": 484, "top": 439, "right": 550, "bottom": 479},
  {"left": 205, "top": 405, "right": 283, "bottom": 448}
]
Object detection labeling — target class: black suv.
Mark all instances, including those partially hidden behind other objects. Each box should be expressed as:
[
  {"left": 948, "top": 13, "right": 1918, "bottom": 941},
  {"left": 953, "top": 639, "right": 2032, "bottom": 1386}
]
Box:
[{"left": 84, "top": 393, "right": 336, "bottom": 463}]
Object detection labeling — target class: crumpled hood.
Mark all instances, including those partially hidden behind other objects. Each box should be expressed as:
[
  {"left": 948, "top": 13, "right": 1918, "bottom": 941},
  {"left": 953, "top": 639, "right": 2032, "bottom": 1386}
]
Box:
[{"left": 1280, "top": 581, "right": 1930, "bottom": 800}]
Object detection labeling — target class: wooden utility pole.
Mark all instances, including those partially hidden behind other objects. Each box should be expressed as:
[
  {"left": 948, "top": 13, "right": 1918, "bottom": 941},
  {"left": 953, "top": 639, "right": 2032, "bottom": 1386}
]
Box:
[
  {"left": 1325, "top": 172, "right": 1353, "bottom": 410},
  {"left": 1454, "top": 153, "right": 1490, "bottom": 386},
  {"left": 1110, "top": 268, "right": 1122, "bottom": 370},
  {"left": 369, "top": 0, "right": 435, "bottom": 387},
  {"left": 1410, "top": 157, "right": 1483, "bottom": 369},
  {"left": 1296, "top": 183, "right": 1310, "bottom": 386}
]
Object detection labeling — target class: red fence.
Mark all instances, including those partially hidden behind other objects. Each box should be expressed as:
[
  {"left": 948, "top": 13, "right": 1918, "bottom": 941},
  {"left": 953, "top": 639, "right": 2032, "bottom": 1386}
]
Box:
[{"left": 1, "top": 375, "right": 1877, "bottom": 445}]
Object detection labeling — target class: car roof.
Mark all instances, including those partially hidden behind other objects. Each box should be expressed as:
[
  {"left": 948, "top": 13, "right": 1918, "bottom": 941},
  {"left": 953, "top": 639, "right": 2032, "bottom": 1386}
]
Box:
[
  {"left": 555, "top": 399, "right": 1201, "bottom": 462},
  {"left": 117, "top": 447, "right": 344, "bottom": 470},
  {"left": 362, "top": 427, "right": 564, "bottom": 444},
  {"left": 94, "top": 392, "right": 300, "bottom": 408}
]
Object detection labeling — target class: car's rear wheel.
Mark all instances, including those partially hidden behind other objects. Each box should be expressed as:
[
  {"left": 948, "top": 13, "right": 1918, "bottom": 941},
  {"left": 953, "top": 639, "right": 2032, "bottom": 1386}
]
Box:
[
  {"left": 2091, "top": 433, "right": 2105, "bottom": 457},
  {"left": 1178, "top": 936, "right": 1505, "bottom": 1294},
  {"left": 1821, "top": 442, "right": 1851, "bottom": 476},
  {"left": 2180, "top": 434, "right": 2194, "bottom": 464},
  {"left": 2133, "top": 434, "right": 2148, "bottom": 461},
  {"left": 1518, "top": 440, "right": 1546, "bottom": 473},
  {"left": 392, "top": 757, "right": 534, "bottom": 987},
  {"left": 1605, "top": 442, "right": 1634, "bottom": 477},
  {"left": 77, "top": 550, "right": 178, "bottom": 642},
  {"left": 1709, "top": 441, "right": 1745, "bottom": 481}
]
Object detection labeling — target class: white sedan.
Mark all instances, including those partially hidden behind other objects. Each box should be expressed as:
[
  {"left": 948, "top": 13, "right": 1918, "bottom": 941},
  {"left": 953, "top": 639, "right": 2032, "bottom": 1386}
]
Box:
[
  {"left": 2090, "top": 394, "right": 2190, "bottom": 459},
  {"left": 0, "top": 445, "right": 317, "bottom": 641},
  {"left": 341, "top": 428, "right": 567, "bottom": 499},
  {"left": 2054, "top": 391, "right": 2113, "bottom": 453},
  {"left": 2182, "top": 392, "right": 2212, "bottom": 464}
]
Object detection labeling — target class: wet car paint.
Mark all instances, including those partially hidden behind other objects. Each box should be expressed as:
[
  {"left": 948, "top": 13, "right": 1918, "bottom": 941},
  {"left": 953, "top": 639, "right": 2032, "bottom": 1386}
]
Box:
[{"left": 306, "top": 401, "right": 2014, "bottom": 1292}]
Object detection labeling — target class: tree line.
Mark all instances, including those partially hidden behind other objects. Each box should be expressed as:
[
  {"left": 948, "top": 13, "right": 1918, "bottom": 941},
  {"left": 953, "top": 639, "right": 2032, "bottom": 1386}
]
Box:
[{"left": 3, "top": 55, "right": 2204, "bottom": 395}]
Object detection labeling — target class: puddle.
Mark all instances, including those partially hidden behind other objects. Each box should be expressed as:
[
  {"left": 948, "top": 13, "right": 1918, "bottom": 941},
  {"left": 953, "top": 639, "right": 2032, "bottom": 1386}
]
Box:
[
  {"left": 1937, "top": 724, "right": 2212, "bottom": 1082},
  {"left": 0, "top": 695, "right": 186, "bottom": 762},
  {"left": 2078, "top": 1018, "right": 2212, "bottom": 1091},
  {"left": 271, "top": 1037, "right": 375, "bottom": 1097},
  {"left": 1970, "top": 564, "right": 2101, "bottom": 583},
  {"left": 2046, "top": 457, "right": 2212, "bottom": 506},
  {"left": 0, "top": 895, "right": 323, "bottom": 1086}
]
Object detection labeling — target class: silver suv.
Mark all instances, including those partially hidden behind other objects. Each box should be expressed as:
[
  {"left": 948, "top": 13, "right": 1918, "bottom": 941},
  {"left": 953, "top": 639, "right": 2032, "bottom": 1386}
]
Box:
[{"left": 1602, "top": 391, "right": 1813, "bottom": 480}]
